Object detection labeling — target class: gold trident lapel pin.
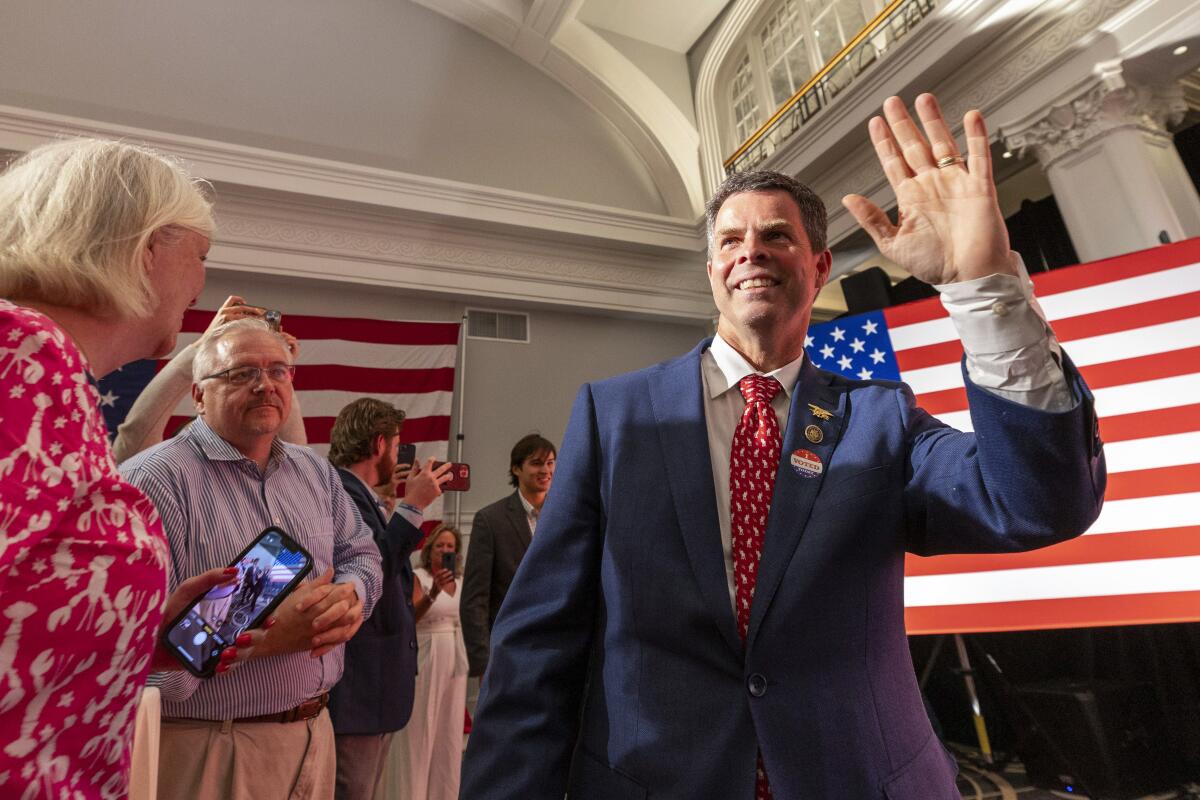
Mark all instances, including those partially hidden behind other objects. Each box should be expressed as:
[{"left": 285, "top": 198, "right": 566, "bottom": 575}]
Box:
[{"left": 808, "top": 403, "right": 833, "bottom": 421}]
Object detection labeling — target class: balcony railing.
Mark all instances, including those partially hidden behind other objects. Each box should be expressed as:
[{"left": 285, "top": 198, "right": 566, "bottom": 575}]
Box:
[{"left": 724, "top": 0, "right": 937, "bottom": 175}]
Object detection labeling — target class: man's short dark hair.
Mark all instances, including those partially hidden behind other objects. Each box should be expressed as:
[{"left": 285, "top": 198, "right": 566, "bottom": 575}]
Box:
[
  {"left": 704, "top": 170, "right": 827, "bottom": 255},
  {"left": 509, "top": 434, "right": 557, "bottom": 488},
  {"left": 328, "top": 398, "right": 406, "bottom": 468}
]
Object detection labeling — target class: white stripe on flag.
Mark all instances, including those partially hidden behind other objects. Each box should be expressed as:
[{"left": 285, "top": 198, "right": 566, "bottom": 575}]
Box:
[
  {"left": 1084, "top": 492, "right": 1200, "bottom": 535},
  {"left": 888, "top": 262, "right": 1200, "bottom": 353},
  {"left": 170, "top": 391, "right": 454, "bottom": 420},
  {"left": 1103, "top": 431, "right": 1200, "bottom": 474},
  {"left": 904, "top": 555, "right": 1200, "bottom": 607},
  {"left": 171, "top": 333, "right": 457, "bottom": 369},
  {"left": 1037, "top": 263, "right": 1200, "bottom": 321},
  {"left": 902, "top": 319, "right": 1200, "bottom": 397}
]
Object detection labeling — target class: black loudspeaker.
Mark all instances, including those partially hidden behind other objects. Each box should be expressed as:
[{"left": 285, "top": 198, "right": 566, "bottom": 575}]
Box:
[
  {"left": 841, "top": 266, "right": 892, "bottom": 314},
  {"left": 1012, "top": 680, "right": 1179, "bottom": 799}
]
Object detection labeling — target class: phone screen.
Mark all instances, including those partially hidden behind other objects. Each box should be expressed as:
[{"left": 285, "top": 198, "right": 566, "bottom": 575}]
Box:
[
  {"left": 441, "top": 552, "right": 456, "bottom": 573},
  {"left": 162, "top": 527, "right": 311, "bottom": 677},
  {"left": 397, "top": 443, "right": 416, "bottom": 466}
]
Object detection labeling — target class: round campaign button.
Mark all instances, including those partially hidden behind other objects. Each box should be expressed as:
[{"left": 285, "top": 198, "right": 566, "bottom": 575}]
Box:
[{"left": 790, "top": 448, "right": 823, "bottom": 479}]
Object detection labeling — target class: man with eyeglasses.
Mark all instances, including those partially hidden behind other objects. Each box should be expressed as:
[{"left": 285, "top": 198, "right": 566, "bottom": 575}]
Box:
[{"left": 121, "top": 317, "right": 383, "bottom": 800}]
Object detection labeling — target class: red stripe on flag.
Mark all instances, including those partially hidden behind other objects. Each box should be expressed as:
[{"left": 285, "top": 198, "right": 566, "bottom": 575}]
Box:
[
  {"left": 182, "top": 309, "right": 460, "bottom": 345},
  {"left": 1079, "top": 346, "right": 1200, "bottom": 390},
  {"left": 883, "top": 296, "right": 945, "bottom": 328},
  {"left": 905, "top": 590, "right": 1200, "bottom": 635},
  {"left": 895, "top": 340, "right": 962, "bottom": 372},
  {"left": 1028, "top": 238, "right": 1200, "bottom": 297},
  {"left": 881, "top": 240, "right": 1200, "bottom": 332},
  {"left": 904, "top": 526, "right": 1200, "bottom": 577},
  {"left": 1107, "top": 463, "right": 1200, "bottom": 500},
  {"left": 912, "top": 386, "right": 967, "bottom": 416},
  {"left": 294, "top": 366, "right": 455, "bottom": 393},
  {"left": 1054, "top": 291, "right": 1200, "bottom": 343},
  {"left": 1097, "top": 403, "right": 1200, "bottom": 443},
  {"left": 893, "top": 291, "right": 1200, "bottom": 373},
  {"left": 304, "top": 415, "right": 451, "bottom": 444}
]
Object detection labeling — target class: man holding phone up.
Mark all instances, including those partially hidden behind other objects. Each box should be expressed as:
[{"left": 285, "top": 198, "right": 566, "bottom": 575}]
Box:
[
  {"left": 121, "top": 319, "right": 383, "bottom": 800},
  {"left": 325, "top": 398, "right": 454, "bottom": 800}
]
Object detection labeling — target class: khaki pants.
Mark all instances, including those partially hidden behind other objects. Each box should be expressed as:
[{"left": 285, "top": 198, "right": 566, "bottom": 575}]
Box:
[{"left": 158, "top": 709, "right": 336, "bottom": 800}]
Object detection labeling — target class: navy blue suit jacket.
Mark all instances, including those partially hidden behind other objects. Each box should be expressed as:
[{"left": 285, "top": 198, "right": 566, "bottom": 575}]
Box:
[
  {"left": 328, "top": 468, "right": 424, "bottom": 735},
  {"left": 461, "top": 339, "right": 1106, "bottom": 800}
]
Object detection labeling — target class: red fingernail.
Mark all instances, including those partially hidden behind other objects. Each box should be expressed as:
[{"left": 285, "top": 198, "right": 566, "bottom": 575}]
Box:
[
  {"left": 266, "top": 617, "right": 277, "bottom": 629},
  {"left": 236, "top": 633, "right": 252, "bottom": 647},
  {"left": 216, "top": 663, "right": 230, "bottom": 673},
  {"left": 223, "top": 567, "right": 238, "bottom": 575},
  {"left": 220, "top": 647, "right": 237, "bottom": 661}
]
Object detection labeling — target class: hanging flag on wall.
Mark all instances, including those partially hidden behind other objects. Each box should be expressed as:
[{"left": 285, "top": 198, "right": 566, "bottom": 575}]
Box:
[
  {"left": 805, "top": 238, "right": 1200, "bottom": 634},
  {"left": 98, "top": 310, "right": 460, "bottom": 531}
]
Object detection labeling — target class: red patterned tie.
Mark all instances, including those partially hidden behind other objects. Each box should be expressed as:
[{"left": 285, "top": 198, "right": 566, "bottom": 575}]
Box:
[{"left": 730, "top": 374, "right": 782, "bottom": 800}]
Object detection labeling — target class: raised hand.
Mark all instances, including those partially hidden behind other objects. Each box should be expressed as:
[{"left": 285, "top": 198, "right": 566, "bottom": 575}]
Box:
[
  {"left": 202, "top": 295, "right": 265, "bottom": 337},
  {"left": 842, "top": 93, "right": 1015, "bottom": 285},
  {"left": 401, "top": 457, "right": 453, "bottom": 511}
]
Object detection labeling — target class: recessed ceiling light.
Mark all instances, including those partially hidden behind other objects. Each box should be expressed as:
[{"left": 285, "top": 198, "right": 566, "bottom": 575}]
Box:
[
  {"left": 1002, "top": 151, "right": 1013, "bottom": 159},
  {"left": 1174, "top": 45, "right": 1189, "bottom": 56}
]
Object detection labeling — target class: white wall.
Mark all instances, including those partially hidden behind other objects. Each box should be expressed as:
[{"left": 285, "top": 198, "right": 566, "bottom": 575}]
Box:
[
  {"left": 193, "top": 267, "right": 708, "bottom": 518},
  {"left": 0, "top": 0, "right": 667, "bottom": 214}
]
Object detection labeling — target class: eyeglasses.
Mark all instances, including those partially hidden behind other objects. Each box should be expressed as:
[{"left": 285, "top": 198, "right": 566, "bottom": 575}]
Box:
[{"left": 199, "top": 363, "right": 295, "bottom": 386}]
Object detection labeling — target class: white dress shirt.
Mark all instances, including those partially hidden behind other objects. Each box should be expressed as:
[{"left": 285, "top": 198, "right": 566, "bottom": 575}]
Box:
[
  {"left": 518, "top": 490, "right": 540, "bottom": 537},
  {"left": 702, "top": 268, "right": 1072, "bottom": 606}
]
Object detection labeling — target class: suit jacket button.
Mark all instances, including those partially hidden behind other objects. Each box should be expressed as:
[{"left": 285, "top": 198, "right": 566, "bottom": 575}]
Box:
[
  {"left": 410, "top": 640, "right": 417, "bottom": 649},
  {"left": 748, "top": 674, "right": 767, "bottom": 697}
]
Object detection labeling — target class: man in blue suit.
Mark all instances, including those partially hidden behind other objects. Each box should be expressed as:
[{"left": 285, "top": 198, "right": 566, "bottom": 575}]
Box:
[
  {"left": 461, "top": 95, "right": 1106, "bottom": 799},
  {"left": 326, "top": 398, "right": 452, "bottom": 799}
]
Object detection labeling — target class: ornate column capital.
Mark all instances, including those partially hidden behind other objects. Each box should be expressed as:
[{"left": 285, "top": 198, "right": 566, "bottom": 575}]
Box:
[{"left": 1002, "top": 72, "right": 1187, "bottom": 167}]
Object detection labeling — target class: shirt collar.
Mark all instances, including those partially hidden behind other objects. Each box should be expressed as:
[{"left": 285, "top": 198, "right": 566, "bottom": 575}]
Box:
[
  {"left": 705, "top": 333, "right": 806, "bottom": 401},
  {"left": 517, "top": 490, "right": 537, "bottom": 518},
  {"left": 188, "top": 417, "right": 292, "bottom": 468}
]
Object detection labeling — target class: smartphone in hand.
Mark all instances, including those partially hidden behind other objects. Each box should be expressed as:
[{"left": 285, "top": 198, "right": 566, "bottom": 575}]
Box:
[
  {"left": 432, "top": 462, "right": 471, "bottom": 492},
  {"left": 397, "top": 443, "right": 416, "bottom": 466},
  {"left": 159, "top": 527, "right": 312, "bottom": 677},
  {"left": 441, "top": 552, "right": 456, "bottom": 573}
]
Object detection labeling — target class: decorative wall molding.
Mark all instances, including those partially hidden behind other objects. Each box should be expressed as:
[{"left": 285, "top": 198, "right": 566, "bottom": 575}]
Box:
[
  {"left": 210, "top": 189, "right": 714, "bottom": 321},
  {"left": 1002, "top": 75, "right": 1188, "bottom": 167},
  {"left": 0, "top": 103, "right": 701, "bottom": 253},
  {"left": 412, "top": 0, "right": 705, "bottom": 218}
]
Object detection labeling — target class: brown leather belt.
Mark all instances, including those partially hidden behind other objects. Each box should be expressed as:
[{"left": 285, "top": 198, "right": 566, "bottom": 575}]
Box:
[{"left": 171, "top": 693, "right": 330, "bottom": 726}]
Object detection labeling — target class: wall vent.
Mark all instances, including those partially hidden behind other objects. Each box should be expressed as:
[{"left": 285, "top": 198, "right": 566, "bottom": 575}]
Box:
[{"left": 466, "top": 308, "right": 529, "bottom": 343}]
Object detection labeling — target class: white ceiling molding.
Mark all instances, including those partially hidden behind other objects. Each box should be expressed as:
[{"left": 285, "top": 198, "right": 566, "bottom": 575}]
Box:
[
  {"left": 210, "top": 188, "right": 714, "bottom": 321},
  {"left": 694, "top": 0, "right": 765, "bottom": 194},
  {"left": 411, "top": 0, "right": 705, "bottom": 219},
  {"left": 0, "top": 103, "right": 700, "bottom": 253}
]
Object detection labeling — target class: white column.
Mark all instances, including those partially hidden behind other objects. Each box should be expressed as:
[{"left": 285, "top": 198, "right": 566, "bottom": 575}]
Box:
[{"left": 1002, "top": 77, "right": 1200, "bottom": 263}]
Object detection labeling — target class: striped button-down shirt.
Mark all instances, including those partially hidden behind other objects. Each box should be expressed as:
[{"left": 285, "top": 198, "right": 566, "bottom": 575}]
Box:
[{"left": 121, "top": 418, "right": 382, "bottom": 720}]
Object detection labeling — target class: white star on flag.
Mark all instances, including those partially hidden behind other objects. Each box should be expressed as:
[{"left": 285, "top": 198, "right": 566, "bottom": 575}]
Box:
[
  {"left": 862, "top": 319, "right": 878, "bottom": 335},
  {"left": 804, "top": 335, "right": 813, "bottom": 347},
  {"left": 850, "top": 338, "right": 865, "bottom": 353},
  {"left": 831, "top": 326, "right": 845, "bottom": 342},
  {"left": 98, "top": 390, "right": 119, "bottom": 408},
  {"left": 838, "top": 355, "right": 853, "bottom": 371},
  {"left": 857, "top": 367, "right": 873, "bottom": 379},
  {"left": 870, "top": 348, "right": 886, "bottom": 364},
  {"left": 820, "top": 344, "right": 835, "bottom": 360}
]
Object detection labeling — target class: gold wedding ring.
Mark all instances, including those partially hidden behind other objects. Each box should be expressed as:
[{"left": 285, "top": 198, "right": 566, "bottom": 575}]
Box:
[{"left": 935, "top": 155, "right": 966, "bottom": 169}]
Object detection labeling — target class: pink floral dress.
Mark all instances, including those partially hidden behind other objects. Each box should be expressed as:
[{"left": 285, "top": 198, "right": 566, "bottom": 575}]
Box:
[{"left": 0, "top": 300, "right": 168, "bottom": 799}]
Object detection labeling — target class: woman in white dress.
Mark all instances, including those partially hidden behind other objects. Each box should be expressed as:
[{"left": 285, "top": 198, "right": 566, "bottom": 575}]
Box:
[{"left": 381, "top": 524, "right": 468, "bottom": 800}]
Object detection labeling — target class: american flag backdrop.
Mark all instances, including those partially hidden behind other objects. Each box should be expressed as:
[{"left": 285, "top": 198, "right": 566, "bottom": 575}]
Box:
[
  {"left": 99, "top": 309, "right": 460, "bottom": 531},
  {"left": 806, "top": 238, "right": 1200, "bottom": 634}
]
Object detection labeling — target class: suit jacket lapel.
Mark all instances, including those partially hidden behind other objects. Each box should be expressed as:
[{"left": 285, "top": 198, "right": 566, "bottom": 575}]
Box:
[
  {"left": 506, "top": 491, "right": 533, "bottom": 551},
  {"left": 649, "top": 340, "right": 742, "bottom": 658},
  {"left": 747, "top": 359, "right": 848, "bottom": 646}
]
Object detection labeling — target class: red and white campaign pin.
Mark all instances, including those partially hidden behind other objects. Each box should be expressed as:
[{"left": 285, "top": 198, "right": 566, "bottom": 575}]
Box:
[{"left": 790, "top": 448, "right": 823, "bottom": 479}]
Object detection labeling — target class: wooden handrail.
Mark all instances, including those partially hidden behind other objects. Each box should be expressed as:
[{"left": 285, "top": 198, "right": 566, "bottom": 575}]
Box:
[{"left": 724, "top": 0, "right": 910, "bottom": 170}]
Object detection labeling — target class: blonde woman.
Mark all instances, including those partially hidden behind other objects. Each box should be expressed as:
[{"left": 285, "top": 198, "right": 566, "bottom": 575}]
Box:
[
  {"left": 382, "top": 525, "right": 467, "bottom": 800},
  {"left": 0, "top": 139, "right": 256, "bottom": 799}
]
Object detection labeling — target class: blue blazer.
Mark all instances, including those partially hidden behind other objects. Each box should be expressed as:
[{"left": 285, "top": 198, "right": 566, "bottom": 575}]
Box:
[
  {"left": 461, "top": 339, "right": 1106, "bottom": 800},
  {"left": 328, "top": 468, "right": 424, "bottom": 735}
]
